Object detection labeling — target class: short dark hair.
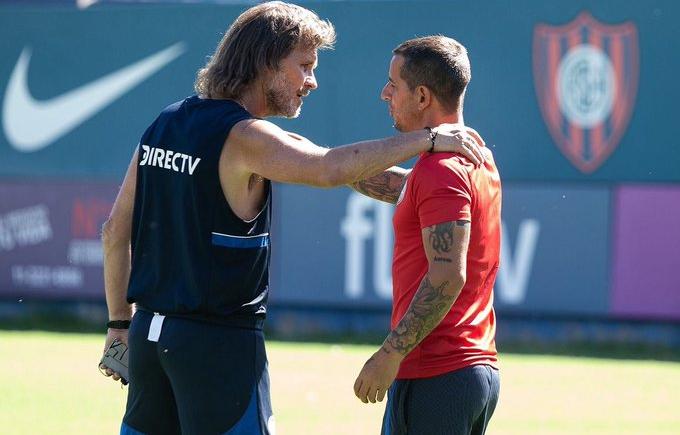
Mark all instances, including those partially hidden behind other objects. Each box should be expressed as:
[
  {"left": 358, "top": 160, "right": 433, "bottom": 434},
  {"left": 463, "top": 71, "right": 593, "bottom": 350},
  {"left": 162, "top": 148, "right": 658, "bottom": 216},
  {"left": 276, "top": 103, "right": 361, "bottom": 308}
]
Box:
[
  {"left": 393, "top": 36, "right": 471, "bottom": 112},
  {"left": 195, "top": 1, "right": 335, "bottom": 99}
]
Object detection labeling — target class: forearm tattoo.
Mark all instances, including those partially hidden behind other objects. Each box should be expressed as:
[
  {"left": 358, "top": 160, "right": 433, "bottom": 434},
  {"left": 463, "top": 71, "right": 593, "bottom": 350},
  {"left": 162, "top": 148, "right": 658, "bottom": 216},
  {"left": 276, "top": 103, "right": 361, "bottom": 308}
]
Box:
[
  {"left": 384, "top": 277, "right": 455, "bottom": 356},
  {"left": 351, "top": 171, "right": 405, "bottom": 204}
]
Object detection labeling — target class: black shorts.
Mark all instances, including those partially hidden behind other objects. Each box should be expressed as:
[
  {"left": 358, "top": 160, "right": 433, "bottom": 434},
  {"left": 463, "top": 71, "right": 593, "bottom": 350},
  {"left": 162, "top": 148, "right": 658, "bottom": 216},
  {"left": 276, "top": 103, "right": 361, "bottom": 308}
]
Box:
[
  {"left": 382, "top": 364, "right": 500, "bottom": 435},
  {"left": 120, "top": 310, "right": 274, "bottom": 435}
]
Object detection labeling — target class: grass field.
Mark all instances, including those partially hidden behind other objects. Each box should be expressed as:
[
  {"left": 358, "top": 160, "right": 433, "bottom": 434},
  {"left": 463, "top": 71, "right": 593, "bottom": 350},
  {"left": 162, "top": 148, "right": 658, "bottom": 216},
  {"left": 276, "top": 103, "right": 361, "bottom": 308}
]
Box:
[{"left": 2, "top": 330, "right": 679, "bottom": 434}]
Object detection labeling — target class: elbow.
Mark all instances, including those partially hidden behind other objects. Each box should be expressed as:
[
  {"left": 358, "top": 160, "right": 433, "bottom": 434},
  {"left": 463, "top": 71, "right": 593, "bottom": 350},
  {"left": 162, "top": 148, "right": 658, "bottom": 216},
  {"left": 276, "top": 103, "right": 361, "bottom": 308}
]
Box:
[
  {"left": 430, "top": 269, "right": 466, "bottom": 296},
  {"left": 446, "top": 274, "right": 466, "bottom": 295},
  {"left": 315, "top": 147, "right": 363, "bottom": 187},
  {"left": 451, "top": 273, "right": 466, "bottom": 293},
  {"left": 322, "top": 172, "right": 346, "bottom": 188},
  {"left": 101, "top": 218, "right": 130, "bottom": 249},
  {"left": 316, "top": 161, "right": 347, "bottom": 187}
]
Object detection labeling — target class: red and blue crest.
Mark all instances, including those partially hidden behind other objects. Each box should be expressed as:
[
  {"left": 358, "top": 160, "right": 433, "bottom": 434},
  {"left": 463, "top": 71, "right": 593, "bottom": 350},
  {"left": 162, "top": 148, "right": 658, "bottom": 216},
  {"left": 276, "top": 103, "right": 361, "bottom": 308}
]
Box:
[{"left": 533, "top": 12, "right": 638, "bottom": 173}]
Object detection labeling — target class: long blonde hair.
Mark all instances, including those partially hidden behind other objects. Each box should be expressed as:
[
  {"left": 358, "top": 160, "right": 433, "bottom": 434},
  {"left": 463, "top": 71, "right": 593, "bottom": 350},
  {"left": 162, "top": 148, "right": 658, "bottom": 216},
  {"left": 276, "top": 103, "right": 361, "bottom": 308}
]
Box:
[{"left": 195, "top": 1, "right": 335, "bottom": 99}]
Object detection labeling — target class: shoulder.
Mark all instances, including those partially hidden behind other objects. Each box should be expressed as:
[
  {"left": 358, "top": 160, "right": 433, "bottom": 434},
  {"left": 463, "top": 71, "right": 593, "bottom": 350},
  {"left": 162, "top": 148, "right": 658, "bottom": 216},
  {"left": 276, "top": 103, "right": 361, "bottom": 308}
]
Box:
[
  {"left": 159, "top": 96, "right": 192, "bottom": 116},
  {"left": 229, "top": 118, "right": 284, "bottom": 146},
  {"left": 412, "top": 153, "right": 473, "bottom": 187}
]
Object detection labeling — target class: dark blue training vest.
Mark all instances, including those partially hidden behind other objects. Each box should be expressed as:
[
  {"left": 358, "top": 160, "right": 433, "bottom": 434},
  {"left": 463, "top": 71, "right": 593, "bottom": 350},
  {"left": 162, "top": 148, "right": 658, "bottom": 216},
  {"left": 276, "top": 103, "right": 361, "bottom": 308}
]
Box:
[{"left": 127, "top": 96, "right": 270, "bottom": 328}]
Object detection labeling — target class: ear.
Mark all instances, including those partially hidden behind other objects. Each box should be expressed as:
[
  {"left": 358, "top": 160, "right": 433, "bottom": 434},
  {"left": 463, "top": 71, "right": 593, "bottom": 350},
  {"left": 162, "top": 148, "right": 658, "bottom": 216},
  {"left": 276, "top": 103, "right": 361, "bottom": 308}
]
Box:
[{"left": 416, "top": 85, "right": 433, "bottom": 110}]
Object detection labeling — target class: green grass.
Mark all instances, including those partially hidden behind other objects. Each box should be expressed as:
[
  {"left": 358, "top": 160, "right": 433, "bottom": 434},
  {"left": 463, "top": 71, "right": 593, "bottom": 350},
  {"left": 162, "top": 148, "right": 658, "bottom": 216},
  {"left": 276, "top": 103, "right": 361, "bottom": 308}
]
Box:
[{"left": 2, "top": 330, "right": 679, "bottom": 434}]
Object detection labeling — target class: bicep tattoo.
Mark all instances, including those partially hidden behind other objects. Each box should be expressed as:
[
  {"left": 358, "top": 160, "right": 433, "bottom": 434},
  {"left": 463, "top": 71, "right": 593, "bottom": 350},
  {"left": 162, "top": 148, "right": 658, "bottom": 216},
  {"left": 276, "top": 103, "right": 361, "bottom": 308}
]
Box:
[{"left": 428, "top": 220, "right": 469, "bottom": 255}]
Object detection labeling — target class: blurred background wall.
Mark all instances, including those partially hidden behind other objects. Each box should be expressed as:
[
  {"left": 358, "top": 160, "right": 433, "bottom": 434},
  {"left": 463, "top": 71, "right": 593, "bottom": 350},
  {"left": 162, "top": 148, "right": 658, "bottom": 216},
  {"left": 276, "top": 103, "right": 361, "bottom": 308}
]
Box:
[{"left": 1, "top": 0, "right": 678, "bottom": 346}]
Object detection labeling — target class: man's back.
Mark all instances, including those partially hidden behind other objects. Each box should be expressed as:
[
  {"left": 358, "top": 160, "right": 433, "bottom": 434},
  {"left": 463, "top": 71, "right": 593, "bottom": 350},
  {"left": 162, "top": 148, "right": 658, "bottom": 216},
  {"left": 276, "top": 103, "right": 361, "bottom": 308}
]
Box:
[
  {"left": 127, "top": 96, "right": 271, "bottom": 324},
  {"left": 392, "top": 150, "right": 501, "bottom": 379}
]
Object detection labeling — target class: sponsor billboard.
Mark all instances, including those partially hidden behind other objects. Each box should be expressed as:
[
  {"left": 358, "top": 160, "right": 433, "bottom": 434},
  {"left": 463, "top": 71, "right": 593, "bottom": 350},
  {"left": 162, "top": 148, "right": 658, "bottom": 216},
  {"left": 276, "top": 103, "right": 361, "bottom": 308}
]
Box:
[
  {"left": 0, "top": 181, "right": 116, "bottom": 299},
  {"left": 1, "top": 180, "right": 678, "bottom": 320},
  {"left": 495, "top": 185, "right": 611, "bottom": 315},
  {"left": 271, "top": 183, "right": 614, "bottom": 317}
]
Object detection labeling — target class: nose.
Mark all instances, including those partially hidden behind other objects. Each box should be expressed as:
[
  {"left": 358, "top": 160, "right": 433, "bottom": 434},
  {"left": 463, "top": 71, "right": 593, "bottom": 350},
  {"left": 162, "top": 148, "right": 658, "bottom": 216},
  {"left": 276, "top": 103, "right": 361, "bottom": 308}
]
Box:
[
  {"left": 305, "top": 71, "right": 318, "bottom": 90},
  {"left": 380, "top": 83, "right": 391, "bottom": 101}
]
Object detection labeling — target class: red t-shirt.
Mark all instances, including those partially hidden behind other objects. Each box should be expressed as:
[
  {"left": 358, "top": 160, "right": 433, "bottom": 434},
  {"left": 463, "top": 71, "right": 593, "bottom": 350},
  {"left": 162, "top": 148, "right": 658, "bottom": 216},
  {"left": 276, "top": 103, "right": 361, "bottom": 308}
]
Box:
[{"left": 392, "top": 150, "right": 501, "bottom": 379}]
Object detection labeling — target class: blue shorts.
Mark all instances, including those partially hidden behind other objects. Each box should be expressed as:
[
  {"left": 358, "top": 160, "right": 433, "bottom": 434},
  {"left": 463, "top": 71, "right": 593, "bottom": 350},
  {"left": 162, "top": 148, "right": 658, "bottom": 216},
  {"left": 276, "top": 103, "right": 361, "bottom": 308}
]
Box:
[
  {"left": 121, "top": 310, "right": 274, "bottom": 435},
  {"left": 382, "top": 364, "right": 500, "bottom": 435}
]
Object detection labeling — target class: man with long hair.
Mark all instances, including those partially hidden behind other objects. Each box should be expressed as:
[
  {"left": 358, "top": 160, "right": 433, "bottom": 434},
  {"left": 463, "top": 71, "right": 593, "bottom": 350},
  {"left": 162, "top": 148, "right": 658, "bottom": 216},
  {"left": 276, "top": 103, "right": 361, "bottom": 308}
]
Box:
[{"left": 100, "top": 3, "right": 485, "bottom": 434}]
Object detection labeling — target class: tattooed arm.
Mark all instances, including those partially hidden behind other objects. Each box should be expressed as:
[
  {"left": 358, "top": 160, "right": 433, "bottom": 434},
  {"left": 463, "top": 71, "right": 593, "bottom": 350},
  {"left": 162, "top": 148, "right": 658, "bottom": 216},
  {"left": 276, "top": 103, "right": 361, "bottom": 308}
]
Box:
[
  {"left": 349, "top": 126, "right": 487, "bottom": 204},
  {"left": 353, "top": 220, "right": 471, "bottom": 403},
  {"left": 349, "top": 166, "right": 411, "bottom": 204},
  {"left": 383, "top": 220, "right": 470, "bottom": 355}
]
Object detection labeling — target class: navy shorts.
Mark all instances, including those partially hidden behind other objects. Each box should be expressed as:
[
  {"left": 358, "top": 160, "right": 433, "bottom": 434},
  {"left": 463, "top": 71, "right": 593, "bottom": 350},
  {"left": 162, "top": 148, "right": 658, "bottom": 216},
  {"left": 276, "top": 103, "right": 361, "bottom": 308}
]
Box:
[
  {"left": 382, "top": 364, "right": 500, "bottom": 435},
  {"left": 120, "top": 310, "right": 274, "bottom": 435}
]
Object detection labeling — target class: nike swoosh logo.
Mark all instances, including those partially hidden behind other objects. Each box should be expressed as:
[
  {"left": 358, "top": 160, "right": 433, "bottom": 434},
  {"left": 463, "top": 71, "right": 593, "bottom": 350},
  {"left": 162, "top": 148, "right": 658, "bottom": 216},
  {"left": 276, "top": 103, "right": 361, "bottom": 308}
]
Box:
[{"left": 2, "top": 42, "right": 186, "bottom": 152}]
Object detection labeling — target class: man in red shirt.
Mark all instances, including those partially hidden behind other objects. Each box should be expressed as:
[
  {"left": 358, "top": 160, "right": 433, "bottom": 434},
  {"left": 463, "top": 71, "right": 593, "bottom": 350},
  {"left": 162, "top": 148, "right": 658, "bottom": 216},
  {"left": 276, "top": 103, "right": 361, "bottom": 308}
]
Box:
[{"left": 352, "top": 36, "right": 501, "bottom": 435}]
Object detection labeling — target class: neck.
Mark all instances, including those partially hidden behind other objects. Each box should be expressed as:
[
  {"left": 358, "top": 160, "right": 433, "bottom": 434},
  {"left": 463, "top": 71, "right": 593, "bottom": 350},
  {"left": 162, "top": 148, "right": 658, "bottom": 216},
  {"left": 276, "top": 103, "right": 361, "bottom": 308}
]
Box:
[
  {"left": 235, "top": 82, "right": 269, "bottom": 118},
  {"left": 419, "top": 109, "right": 464, "bottom": 130}
]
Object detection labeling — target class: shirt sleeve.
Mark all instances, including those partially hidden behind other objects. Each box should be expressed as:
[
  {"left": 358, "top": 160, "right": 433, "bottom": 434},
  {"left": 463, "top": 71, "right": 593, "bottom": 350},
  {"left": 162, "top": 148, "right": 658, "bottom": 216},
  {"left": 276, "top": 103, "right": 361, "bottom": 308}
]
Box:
[{"left": 412, "top": 157, "right": 472, "bottom": 229}]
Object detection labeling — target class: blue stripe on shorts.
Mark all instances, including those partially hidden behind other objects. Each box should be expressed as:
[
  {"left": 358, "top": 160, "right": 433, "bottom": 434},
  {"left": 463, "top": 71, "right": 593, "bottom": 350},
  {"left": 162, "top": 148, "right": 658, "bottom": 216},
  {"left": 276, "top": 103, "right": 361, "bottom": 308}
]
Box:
[
  {"left": 120, "top": 422, "right": 146, "bottom": 435},
  {"left": 222, "top": 385, "right": 262, "bottom": 434}
]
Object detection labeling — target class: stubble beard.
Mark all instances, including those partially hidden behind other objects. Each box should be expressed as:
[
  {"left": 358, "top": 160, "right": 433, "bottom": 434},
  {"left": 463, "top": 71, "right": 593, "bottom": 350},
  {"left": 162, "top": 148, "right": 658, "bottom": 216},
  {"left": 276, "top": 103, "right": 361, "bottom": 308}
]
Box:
[
  {"left": 391, "top": 112, "right": 411, "bottom": 133},
  {"left": 391, "top": 103, "right": 420, "bottom": 133},
  {"left": 266, "top": 74, "right": 302, "bottom": 118}
]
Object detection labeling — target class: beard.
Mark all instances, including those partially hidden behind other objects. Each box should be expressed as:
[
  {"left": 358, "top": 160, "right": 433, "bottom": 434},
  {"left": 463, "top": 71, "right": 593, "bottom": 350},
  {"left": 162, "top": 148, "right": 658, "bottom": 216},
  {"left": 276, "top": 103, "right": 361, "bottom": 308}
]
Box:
[{"left": 265, "top": 73, "right": 303, "bottom": 118}]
